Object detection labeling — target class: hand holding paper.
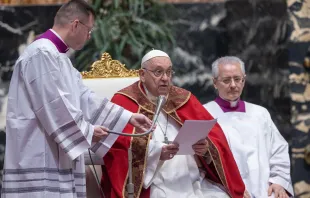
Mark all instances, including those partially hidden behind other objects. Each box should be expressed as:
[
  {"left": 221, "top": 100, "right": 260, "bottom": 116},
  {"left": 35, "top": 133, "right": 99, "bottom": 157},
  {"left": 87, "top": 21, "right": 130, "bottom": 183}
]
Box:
[
  {"left": 192, "top": 139, "right": 209, "bottom": 156},
  {"left": 160, "top": 143, "right": 179, "bottom": 161},
  {"left": 173, "top": 119, "right": 217, "bottom": 155}
]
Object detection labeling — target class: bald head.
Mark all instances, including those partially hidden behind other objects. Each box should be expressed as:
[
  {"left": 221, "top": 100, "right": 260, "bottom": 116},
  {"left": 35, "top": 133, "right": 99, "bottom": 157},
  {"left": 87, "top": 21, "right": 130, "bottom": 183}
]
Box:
[{"left": 54, "top": 0, "right": 95, "bottom": 27}]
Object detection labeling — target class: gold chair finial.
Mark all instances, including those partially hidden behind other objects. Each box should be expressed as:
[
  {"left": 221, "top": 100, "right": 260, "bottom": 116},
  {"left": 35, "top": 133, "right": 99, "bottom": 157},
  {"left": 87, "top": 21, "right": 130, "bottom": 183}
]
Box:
[{"left": 81, "top": 52, "right": 139, "bottom": 78}]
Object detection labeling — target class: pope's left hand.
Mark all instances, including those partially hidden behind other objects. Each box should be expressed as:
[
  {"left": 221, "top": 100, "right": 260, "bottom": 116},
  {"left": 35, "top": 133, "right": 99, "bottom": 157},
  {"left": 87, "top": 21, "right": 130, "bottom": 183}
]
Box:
[
  {"left": 129, "top": 113, "right": 153, "bottom": 132},
  {"left": 268, "top": 183, "right": 289, "bottom": 198},
  {"left": 192, "top": 139, "right": 209, "bottom": 156}
]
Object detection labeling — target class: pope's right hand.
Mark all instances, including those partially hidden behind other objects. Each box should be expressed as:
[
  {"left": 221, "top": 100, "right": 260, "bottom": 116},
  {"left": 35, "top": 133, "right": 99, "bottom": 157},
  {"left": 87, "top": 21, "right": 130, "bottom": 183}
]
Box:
[
  {"left": 160, "top": 143, "right": 179, "bottom": 161},
  {"left": 92, "top": 126, "right": 109, "bottom": 143}
]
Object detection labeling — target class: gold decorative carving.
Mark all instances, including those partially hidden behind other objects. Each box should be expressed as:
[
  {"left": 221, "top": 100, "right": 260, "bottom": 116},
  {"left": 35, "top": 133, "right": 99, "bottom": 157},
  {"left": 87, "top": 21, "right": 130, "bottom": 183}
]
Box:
[
  {"left": 305, "top": 144, "right": 310, "bottom": 165},
  {"left": 294, "top": 181, "right": 310, "bottom": 198},
  {"left": 81, "top": 52, "right": 139, "bottom": 78}
]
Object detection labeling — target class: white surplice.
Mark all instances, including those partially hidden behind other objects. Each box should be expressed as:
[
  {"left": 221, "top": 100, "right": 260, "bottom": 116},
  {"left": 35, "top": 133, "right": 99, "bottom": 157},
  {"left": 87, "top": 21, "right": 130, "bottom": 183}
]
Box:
[
  {"left": 204, "top": 101, "right": 294, "bottom": 198},
  {"left": 141, "top": 86, "right": 229, "bottom": 198},
  {"left": 1, "top": 38, "right": 132, "bottom": 198}
]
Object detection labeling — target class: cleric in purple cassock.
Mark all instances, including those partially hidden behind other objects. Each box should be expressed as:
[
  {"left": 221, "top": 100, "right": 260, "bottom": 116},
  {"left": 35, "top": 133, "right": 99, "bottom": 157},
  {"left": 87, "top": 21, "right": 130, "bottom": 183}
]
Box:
[{"left": 204, "top": 56, "right": 294, "bottom": 198}]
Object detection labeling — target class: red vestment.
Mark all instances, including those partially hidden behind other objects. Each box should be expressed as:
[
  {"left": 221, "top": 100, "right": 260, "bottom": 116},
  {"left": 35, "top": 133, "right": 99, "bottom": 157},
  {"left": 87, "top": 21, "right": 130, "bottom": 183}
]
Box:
[{"left": 101, "top": 81, "right": 245, "bottom": 198}]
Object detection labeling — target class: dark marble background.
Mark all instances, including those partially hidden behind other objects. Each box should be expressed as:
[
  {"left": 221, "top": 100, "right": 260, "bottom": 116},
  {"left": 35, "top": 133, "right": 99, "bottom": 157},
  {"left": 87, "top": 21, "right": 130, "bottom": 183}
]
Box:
[
  {"left": 0, "top": 0, "right": 295, "bottom": 192},
  {"left": 170, "top": 0, "right": 291, "bottom": 141}
]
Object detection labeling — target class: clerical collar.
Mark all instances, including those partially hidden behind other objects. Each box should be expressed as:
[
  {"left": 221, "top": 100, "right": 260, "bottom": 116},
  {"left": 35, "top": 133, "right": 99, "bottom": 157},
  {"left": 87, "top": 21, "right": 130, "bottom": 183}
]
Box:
[
  {"left": 215, "top": 96, "right": 246, "bottom": 113},
  {"left": 35, "top": 29, "right": 69, "bottom": 53}
]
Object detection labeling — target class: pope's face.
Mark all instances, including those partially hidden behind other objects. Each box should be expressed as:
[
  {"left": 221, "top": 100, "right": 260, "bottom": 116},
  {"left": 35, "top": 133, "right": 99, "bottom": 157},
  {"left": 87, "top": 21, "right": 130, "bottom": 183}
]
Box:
[
  {"left": 139, "top": 57, "right": 173, "bottom": 97},
  {"left": 213, "top": 63, "right": 245, "bottom": 101}
]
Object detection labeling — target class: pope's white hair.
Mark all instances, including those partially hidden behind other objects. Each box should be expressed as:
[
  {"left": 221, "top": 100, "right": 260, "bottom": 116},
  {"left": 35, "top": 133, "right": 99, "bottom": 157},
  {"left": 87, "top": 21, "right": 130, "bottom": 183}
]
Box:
[
  {"left": 141, "top": 61, "right": 149, "bottom": 68},
  {"left": 211, "top": 56, "right": 245, "bottom": 78}
]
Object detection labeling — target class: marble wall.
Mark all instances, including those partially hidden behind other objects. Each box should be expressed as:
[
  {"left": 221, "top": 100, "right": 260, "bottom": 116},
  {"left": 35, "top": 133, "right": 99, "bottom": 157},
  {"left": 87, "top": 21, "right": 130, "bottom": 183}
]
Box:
[
  {"left": 171, "top": 0, "right": 291, "bottom": 140},
  {"left": 288, "top": 0, "right": 310, "bottom": 197},
  {"left": 0, "top": 0, "right": 306, "bottom": 195}
]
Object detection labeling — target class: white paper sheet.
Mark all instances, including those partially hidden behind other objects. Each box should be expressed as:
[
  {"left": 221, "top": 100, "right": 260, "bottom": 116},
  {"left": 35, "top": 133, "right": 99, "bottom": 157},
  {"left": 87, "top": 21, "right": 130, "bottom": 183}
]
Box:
[{"left": 173, "top": 119, "right": 217, "bottom": 155}]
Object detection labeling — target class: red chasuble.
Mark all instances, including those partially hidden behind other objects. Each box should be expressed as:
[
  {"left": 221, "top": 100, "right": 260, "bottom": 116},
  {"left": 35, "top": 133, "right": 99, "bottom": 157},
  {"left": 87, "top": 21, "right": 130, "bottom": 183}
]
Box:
[{"left": 101, "top": 81, "right": 245, "bottom": 198}]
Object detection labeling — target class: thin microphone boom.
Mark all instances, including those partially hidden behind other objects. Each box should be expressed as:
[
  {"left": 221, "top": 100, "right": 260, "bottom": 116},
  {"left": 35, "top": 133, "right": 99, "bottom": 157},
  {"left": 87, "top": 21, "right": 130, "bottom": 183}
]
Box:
[{"left": 107, "top": 95, "right": 166, "bottom": 136}]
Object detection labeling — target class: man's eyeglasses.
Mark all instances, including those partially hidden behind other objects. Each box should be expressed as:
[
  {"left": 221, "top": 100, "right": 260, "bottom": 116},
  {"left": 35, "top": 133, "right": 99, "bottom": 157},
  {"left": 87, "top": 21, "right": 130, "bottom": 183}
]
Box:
[
  {"left": 77, "top": 20, "right": 95, "bottom": 34},
  {"left": 143, "top": 68, "right": 175, "bottom": 78},
  {"left": 216, "top": 76, "right": 245, "bottom": 85}
]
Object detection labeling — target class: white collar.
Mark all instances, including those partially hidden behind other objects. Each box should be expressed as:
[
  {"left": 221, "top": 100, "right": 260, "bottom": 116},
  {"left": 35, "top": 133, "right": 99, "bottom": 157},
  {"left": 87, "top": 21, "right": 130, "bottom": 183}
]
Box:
[
  {"left": 220, "top": 96, "right": 239, "bottom": 108},
  {"left": 50, "top": 29, "right": 68, "bottom": 47}
]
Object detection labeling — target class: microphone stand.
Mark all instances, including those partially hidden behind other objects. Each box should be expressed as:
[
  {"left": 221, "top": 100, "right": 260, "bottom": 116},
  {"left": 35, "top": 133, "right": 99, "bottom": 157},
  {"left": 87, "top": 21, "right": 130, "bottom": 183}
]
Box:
[
  {"left": 107, "top": 95, "right": 166, "bottom": 198},
  {"left": 127, "top": 146, "right": 134, "bottom": 198}
]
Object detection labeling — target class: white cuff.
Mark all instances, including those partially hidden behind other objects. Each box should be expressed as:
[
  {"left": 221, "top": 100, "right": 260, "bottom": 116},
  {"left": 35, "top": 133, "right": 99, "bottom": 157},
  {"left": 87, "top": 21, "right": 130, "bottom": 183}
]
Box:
[
  {"left": 91, "top": 110, "right": 132, "bottom": 158},
  {"left": 66, "top": 124, "right": 94, "bottom": 160}
]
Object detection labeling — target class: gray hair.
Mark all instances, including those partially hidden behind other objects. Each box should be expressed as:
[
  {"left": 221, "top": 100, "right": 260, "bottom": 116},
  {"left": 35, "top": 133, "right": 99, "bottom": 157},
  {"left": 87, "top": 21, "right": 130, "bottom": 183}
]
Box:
[
  {"left": 211, "top": 56, "right": 245, "bottom": 78},
  {"left": 141, "top": 61, "right": 148, "bottom": 69}
]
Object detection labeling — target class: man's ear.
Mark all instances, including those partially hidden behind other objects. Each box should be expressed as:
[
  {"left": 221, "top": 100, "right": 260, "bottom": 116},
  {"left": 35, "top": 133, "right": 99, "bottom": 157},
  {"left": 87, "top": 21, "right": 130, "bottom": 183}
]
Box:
[
  {"left": 212, "top": 78, "right": 218, "bottom": 89},
  {"left": 139, "top": 69, "right": 145, "bottom": 82},
  {"left": 69, "top": 20, "right": 78, "bottom": 34}
]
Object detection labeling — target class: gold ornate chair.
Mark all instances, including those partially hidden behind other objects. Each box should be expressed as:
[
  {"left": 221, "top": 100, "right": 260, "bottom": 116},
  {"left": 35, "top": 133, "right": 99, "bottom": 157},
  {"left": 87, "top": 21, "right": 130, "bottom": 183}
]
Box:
[
  {"left": 82, "top": 53, "right": 139, "bottom": 99},
  {"left": 82, "top": 52, "right": 139, "bottom": 198}
]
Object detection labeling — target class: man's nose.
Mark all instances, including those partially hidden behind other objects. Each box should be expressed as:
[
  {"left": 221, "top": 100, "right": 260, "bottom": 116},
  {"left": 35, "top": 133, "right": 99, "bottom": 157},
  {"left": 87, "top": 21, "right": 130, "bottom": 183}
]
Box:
[
  {"left": 230, "top": 79, "right": 237, "bottom": 87},
  {"left": 161, "top": 73, "right": 169, "bottom": 81}
]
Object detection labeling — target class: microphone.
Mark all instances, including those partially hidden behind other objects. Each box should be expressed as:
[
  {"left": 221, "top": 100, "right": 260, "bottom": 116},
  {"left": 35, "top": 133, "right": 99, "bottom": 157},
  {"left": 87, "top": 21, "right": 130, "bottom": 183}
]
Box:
[
  {"left": 106, "top": 95, "right": 166, "bottom": 137},
  {"left": 152, "top": 95, "right": 166, "bottom": 124}
]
